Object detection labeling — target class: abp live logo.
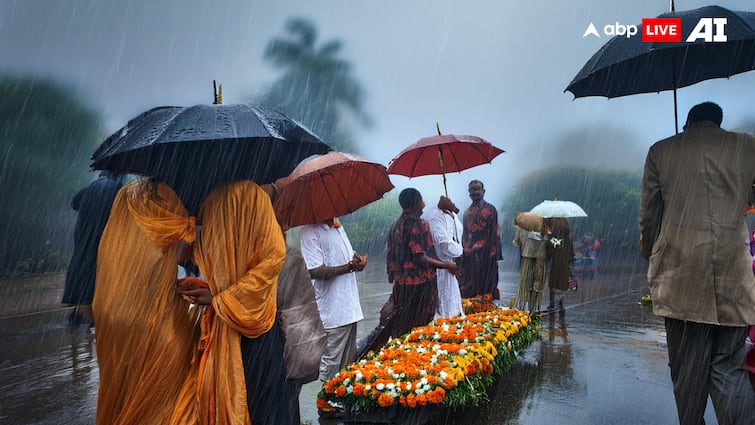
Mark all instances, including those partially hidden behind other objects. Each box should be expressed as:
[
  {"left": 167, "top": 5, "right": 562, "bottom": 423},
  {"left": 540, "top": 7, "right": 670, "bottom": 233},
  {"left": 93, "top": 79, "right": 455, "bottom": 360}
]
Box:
[{"left": 642, "top": 17, "right": 727, "bottom": 42}]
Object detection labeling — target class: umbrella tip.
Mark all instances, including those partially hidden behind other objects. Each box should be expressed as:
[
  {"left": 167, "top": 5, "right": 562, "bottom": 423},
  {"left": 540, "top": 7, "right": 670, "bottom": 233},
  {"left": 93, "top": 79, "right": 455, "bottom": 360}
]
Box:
[
  {"left": 213, "top": 80, "right": 223, "bottom": 105},
  {"left": 436, "top": 122, "right": 441, "bottom": 136}
]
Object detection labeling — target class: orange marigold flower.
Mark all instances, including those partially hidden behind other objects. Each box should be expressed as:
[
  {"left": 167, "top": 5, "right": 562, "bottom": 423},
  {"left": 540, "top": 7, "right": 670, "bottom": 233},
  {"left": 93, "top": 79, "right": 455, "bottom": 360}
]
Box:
[
  {"left": 407, "top": 393, "right": 417, "bottom": 408},
  {"left": 352, "top": 383, "right": 366, "bottom": 397},
  {"left": 316, "top": 398, "right": 330, "bottom": 410},
  {"left": 416, "top": 393, "right": 428, "bottom": 406},
  {"left": 378, "top": 393, "right": 395, "bottom": 408},
  {"left": 335, "top": 387, "right": 347, "bottom": 397},
  {"left": 429, "top": 387, "right": 446, "bottom": 404}
]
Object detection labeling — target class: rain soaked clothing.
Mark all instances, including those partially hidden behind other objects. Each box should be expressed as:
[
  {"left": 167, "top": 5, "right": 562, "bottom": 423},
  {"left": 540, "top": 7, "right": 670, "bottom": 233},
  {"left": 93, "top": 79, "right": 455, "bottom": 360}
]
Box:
[
  {"left": 459, "top": 199, "right": 502, "bottom": 299},
  {"left": 191, "top": 180, "right": 291, "bottom": 425},
  {"left": 513, "top": 227, "right": 546, "bottom": 312},
  {"left": 299, "top": 223, "right": 363, "bottom": 382},
  {"left": 640, "top": 121, "right": 755, "bottom": 424},
  {"left": 386, "top": 210, "right": 439, "bottom": 337},
  {"left": 63, "top": 174, "right": 123, "bottom": 307},
  {"left": 546, "top": 218, "right": 574, "bottom": 293},
  {"left": 421, "top": 206, "right": 464, "bottom": 318},
  {"left": 640, "top": 122, "right": 755, "bottom": 326},
  {"left": 93, "top": 179, "right": 199, "bottom": 425}
]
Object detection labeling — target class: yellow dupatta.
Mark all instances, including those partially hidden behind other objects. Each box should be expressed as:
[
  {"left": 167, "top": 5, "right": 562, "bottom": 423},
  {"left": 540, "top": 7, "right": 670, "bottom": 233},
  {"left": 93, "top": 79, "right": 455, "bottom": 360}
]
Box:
[
  {"left": 192, "top": 180, "right": 285, "bottom": 425},
  {"left": 93, "top": 179, "right": 199, "bottom": 425}
]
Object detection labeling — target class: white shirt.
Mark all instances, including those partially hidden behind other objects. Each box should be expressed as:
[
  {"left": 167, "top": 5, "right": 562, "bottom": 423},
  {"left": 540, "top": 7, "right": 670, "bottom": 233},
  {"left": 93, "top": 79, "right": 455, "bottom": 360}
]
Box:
[
  {"left": 299, "top": 223, "right": 364, "bottom": 329},
  {"left": 421, "top": 207, "right": 464, "bottom": 318},
  {"left": 421, "top": 207, "right": 463, "bottom": 261}
]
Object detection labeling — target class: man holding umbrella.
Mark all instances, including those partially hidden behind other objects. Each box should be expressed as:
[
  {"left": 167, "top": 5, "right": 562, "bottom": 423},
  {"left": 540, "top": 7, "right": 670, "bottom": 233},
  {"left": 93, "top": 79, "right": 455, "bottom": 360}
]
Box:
[{"left": 639, "top": 102, "right": 755, "bottom": 424}]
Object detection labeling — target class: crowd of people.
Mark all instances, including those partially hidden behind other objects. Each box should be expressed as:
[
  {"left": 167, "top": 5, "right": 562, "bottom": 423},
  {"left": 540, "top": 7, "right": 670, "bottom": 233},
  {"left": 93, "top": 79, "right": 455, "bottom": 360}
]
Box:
[
  {"left": 59, "top": 102, "right": 754, "bottom": 424},
  {"left": 63, "top": 168, "right": 509, "bottom": 423}
]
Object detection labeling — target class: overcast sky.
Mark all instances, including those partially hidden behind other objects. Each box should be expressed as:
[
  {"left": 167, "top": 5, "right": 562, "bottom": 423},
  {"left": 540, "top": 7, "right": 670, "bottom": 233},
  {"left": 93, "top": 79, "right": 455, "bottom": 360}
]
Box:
[{"left": 1, "top": 0, "right": 753, "bottom": 208}]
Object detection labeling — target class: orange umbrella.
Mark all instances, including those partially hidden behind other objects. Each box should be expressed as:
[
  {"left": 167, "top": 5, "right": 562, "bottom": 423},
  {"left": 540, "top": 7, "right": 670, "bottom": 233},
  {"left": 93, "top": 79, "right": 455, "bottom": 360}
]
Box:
[{"left": 273, "top": 151, "right": 394, "bottom": 228}]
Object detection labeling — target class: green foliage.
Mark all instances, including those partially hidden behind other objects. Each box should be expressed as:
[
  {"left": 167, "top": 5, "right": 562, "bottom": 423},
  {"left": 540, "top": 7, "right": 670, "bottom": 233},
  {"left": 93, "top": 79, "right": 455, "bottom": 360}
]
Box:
[
  {"left": 0, "top": 75, "right": 102, "bottom": 274},
  {"left": 256, "top": 17, "right": 372, "bottom": 153},
  {"left": 502, "top": 166, "right": 642, "bottom": 255},
  {"left": 339, "top": 191, "right": 401, "bottom": 256}
]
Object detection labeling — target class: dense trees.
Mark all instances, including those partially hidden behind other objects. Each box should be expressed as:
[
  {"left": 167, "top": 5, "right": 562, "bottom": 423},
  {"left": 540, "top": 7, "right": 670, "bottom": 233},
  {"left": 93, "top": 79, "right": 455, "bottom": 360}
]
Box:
[{"left": 0, "top": 76, "right": 102, "bottom": 274}]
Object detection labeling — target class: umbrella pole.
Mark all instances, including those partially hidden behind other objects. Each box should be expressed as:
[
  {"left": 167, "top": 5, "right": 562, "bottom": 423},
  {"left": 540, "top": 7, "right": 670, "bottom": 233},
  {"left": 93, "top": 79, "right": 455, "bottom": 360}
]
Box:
[
  {"left": 436, "top": 122, "right": 448, "bottom": 197},
  {"left": 438, "top": 147, "right": 448, "bottom": 198},
  {"left": 673, "top": 87, "right": 679, "bottom": 134}
]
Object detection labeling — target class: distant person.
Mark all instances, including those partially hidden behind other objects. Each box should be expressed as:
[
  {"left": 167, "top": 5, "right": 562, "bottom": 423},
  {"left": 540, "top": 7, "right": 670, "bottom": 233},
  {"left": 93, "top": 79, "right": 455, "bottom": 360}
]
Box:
[
  {"left": 639, "top": 102, "right": 755, "bottom": 424},
  {"left": 545, "top": 218, "right": 573, "bottom": 312},
  {"left": 180, "top": 180, "right": 295, "bottom": 425},
  {"left": 386, "top": 188, "right": 457, "bottom": 338},
  {"left": 421, "top": 195, "right": 465, "bottom": 318},
  {"left": 512, "top": 226, "right": 545, "bottom": 312},
  {"left": 459, "top": 180, "right": 502, "bottom": 299},
  {"left": 93, "top": 178, "right": 199, "bottom": 424},
  {"left": 63, "top": 171, "right": 124, "bottom": 326},
  {"left": 299, "top": 217, "right": 366, "bottom": 384}
]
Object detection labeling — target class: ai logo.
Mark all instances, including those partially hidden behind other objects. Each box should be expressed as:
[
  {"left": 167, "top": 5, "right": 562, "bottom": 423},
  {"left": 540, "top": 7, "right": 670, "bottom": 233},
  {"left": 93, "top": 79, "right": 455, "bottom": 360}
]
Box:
[{"left": 685, "top": 18, "right": 727, "bottom": 42}]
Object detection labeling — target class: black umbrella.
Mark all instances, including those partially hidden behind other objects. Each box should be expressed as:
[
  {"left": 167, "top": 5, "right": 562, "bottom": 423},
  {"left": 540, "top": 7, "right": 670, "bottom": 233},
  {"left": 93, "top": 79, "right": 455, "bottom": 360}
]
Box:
[
  {"left": 91, "top": 104, "right": 332, "bottom": 214},
  {"left": 565, "top": 5, "right": 755, "bottom": 133}
]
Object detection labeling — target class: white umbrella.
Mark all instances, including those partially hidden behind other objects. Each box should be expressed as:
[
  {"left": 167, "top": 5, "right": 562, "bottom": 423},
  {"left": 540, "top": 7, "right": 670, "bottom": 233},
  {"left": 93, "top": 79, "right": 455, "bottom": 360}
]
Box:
[{"left": 530, "top": 200, "right": 587, "bottom": 218}]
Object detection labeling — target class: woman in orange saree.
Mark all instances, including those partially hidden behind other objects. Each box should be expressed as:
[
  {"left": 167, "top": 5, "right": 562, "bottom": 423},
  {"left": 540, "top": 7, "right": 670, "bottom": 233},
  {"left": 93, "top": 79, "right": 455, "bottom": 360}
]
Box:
[
  {"left": 180, "top": 180, "right": 293, "bottom": 425},
  {"left": 93, "top": 179, "right": 199, "bottom": 425}
]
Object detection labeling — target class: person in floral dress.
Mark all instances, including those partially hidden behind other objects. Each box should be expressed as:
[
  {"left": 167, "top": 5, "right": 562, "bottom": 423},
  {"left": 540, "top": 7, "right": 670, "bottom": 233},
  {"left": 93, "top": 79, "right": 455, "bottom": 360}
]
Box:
[
  {"left": 459, "top": 180, "right": 503, "bottom": 299},
  {"left": 386, "top": 188, "right": 457, "bottom": 338}
]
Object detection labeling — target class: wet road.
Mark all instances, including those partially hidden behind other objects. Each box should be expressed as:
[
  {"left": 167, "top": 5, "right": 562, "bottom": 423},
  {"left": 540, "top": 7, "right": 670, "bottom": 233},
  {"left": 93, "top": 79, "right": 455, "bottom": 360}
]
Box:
[{"left": 0, "top": 260, "right": 720, "bottom": 424}]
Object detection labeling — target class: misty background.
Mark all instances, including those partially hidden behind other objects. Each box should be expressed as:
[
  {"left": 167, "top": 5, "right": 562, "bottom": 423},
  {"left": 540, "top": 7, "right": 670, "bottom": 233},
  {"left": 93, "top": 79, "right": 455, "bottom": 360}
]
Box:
[{"left": 1, "top": 0, "right": 753, "bottom": 273}]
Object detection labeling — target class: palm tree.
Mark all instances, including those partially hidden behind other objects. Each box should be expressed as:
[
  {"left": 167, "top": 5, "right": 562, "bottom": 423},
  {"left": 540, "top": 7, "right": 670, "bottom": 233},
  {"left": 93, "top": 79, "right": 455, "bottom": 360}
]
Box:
[{"left": 259, "top": 17, "right": 371, "bottom": 152}]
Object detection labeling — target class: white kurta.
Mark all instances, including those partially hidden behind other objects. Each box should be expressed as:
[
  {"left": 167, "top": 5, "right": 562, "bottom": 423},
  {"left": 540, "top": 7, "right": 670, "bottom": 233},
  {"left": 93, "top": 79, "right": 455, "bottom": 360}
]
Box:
[
  {"left": 421, "top": 207, "right": 464, "bottom": 318},
  {"left": 299, "top": 223, "right": 364, "bottom": 329}
]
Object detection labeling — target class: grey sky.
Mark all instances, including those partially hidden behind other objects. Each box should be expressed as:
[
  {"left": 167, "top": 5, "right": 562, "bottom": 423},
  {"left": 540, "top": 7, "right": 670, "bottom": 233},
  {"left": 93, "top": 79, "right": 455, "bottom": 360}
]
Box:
[{"left": 1, "top": 0, "right": 753, "bottom": 208}]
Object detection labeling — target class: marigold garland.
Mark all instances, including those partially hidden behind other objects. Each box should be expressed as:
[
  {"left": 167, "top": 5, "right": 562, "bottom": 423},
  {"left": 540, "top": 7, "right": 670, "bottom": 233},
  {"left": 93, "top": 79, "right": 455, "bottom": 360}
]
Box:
[{"left": 317, "top": 308, "right": 540, "bottom": 413}]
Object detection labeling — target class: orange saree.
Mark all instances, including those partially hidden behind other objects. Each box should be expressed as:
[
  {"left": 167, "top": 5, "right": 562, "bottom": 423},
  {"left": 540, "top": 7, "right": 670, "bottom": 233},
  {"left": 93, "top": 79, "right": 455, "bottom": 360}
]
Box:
[
  {"left": 93, "top": 179, "right": 199, "bottom": 425},
  {"left": 192, "top": 180, "right": 286, "bottom": 425}
]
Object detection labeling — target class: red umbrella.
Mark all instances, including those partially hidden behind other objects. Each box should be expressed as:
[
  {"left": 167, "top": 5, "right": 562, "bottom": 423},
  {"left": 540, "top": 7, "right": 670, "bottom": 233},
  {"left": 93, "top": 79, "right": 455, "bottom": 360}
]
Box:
[
  {"left": 272, "top": 151, "right": 394, "bottom": 228},
  {"left": 387, "top": 125, "right": 504, "bottom": 196}
]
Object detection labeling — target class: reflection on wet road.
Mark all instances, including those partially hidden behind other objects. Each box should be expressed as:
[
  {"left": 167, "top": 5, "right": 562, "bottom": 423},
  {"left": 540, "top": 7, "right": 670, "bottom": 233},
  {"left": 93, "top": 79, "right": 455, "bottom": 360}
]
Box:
[{"left": 0, "top": 263, "right": 720, "bottom": 424}]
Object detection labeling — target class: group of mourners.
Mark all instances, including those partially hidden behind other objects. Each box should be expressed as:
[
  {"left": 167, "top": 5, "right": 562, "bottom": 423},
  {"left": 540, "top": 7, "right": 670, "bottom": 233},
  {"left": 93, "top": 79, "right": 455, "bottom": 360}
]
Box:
[{"left": 61, "top": 175, "right": 505, "bottom": 424}]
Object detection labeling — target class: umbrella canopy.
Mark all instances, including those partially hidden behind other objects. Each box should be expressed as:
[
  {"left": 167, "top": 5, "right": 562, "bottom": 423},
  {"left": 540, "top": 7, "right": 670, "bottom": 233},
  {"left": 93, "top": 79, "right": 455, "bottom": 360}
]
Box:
[
  {"left": 565, "top": 5, "right": 755, "bottom": 133},
  {"left": 386, "top": 133, "right": 504, "bottom": 196},
  {"left": 90, "top": 104, "right": 332, "bottom": 214},
  {"left": 530, "top": 200, "right": 587, "bottom": 218},
  {"left": 273, "top": 151, "right": 394, "bottom": 228}
]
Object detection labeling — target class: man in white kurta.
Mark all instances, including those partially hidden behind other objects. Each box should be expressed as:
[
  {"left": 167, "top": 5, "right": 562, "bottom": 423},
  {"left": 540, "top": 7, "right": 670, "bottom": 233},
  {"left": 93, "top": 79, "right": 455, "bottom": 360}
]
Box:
[
  {"left": 299, "top": 218, "right": 365, "bottom": 382},
  {"left": 421, "top": 196, "right": 464, "bottom": 318}
]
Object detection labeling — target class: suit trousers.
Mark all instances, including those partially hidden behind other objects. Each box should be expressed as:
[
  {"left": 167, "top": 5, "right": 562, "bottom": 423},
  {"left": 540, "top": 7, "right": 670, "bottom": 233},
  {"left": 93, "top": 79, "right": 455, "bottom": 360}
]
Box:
[{"left": 665, "top": 318, "right": 755, "bottom": 425}]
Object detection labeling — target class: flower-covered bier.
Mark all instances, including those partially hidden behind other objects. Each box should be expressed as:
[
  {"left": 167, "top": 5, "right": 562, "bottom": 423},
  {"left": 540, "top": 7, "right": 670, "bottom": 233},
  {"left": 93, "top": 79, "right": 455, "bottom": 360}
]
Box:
[{"left": 317, "top": 308, "right": 536, "bottom": 411}]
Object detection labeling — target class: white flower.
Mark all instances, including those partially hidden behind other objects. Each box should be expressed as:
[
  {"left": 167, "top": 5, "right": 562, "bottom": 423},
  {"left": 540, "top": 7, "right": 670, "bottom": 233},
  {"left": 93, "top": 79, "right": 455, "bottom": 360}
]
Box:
[{"left": 376, "top": 383, "right": 385, "bottom": 390}]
